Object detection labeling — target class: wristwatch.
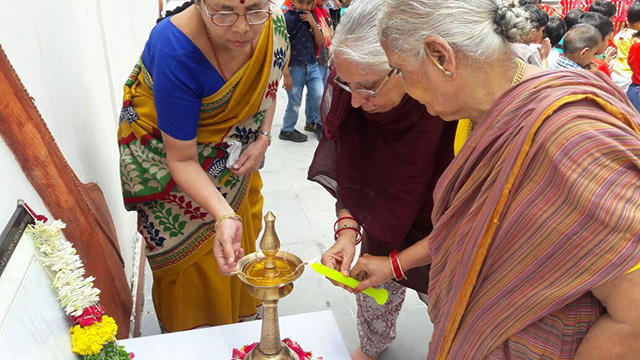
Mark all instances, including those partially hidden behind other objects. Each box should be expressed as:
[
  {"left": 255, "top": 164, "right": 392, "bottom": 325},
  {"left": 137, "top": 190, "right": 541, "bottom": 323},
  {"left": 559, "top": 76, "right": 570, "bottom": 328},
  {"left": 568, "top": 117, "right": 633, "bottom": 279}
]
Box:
[{"left": 258, "top": 130, "right": 272, "bottom": 146}]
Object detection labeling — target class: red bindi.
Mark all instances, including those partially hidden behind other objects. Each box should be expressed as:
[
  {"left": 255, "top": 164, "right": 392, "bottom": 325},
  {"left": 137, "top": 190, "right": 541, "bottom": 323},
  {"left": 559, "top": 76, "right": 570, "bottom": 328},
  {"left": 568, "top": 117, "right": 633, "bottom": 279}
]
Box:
[{"left": 240, "top": 0, "right": 245, "bottom": 3}]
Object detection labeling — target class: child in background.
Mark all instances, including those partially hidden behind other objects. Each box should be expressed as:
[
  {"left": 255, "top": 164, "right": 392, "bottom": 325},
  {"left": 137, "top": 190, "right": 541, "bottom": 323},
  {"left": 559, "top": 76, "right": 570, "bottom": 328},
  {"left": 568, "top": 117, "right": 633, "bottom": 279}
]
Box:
[
  {"left": 612, "top": 1, "right": 640, "bottom": 91},
  {"left": 588, "top": 0, "right": 617, "bottom": 22},
  {"left": 281, "top": 0, "right": 326, "bottom": 142},
  {"left": 551, "top": 24, "right": 602, "bottom": 70},
  {"left": 326, "top": 0, "right": 342, "bottom": 27},
  {"left": 313, "top": 0, "right": 333, "bottom": 86},
  {"left": 511, "top": 4, "right": 550, "bottom": 67},
  {"left": 564, "top": 8, "right": 584, "bottom": 30},
  {"left": 556, "top": 8, "right": 585, "bottom": 58},
  {"left": 544, "top": 16, "right": 567, "bottom": 68},
  {"left": 578, "top": 12, "right": 615, "bottom": 77},
  {"left": 625, "top": 31, "right": 640, "bottom": 112},
  {"left": 339, "top": 0, "right": 351, "bottom": 17},
  {"left": 588, "top": 0, "right": 618, "bottom": 50}
]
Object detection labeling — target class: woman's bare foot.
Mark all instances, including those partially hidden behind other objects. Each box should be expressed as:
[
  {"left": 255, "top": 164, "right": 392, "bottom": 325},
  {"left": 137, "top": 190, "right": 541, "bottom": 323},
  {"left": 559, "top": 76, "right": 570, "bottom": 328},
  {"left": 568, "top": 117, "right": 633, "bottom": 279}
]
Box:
[{"left": 351, "top": 347, "right": 378, "bottom": 360}]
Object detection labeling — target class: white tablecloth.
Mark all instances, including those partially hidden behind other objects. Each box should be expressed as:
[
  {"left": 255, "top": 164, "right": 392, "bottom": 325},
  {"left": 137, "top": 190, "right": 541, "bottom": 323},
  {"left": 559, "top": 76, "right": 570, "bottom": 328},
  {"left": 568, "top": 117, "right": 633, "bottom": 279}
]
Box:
[{"left": 119, "top": 310, "right": 351, "bottom": 359}]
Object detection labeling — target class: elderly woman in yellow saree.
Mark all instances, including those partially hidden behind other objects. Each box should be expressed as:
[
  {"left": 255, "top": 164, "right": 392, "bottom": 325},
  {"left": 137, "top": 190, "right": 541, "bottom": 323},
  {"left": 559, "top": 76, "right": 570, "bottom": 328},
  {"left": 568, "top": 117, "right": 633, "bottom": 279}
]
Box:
[
  {"left": 117, "top": 0, "right": 289, "bottom": 332},
  {"left": 351, "top": 0, "right": 640, "bottom": 359}
]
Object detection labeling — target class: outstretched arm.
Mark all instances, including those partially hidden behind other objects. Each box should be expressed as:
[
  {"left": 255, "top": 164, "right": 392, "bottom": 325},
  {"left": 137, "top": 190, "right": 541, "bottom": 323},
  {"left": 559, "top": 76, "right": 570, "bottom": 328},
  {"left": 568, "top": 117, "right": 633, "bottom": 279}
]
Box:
[
  {"left": 163, "top": 133, "right": 242, "bottom": 274},
  {"left": 351, "top": 235, "right": 432, "bottom": 292}
]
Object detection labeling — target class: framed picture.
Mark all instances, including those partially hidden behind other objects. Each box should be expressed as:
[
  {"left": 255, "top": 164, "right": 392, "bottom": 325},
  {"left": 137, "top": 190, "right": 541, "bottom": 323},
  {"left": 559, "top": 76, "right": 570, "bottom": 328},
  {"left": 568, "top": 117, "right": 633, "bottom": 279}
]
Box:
[{"left": 0, "top": 201, "right": 34, "bottom": 277}]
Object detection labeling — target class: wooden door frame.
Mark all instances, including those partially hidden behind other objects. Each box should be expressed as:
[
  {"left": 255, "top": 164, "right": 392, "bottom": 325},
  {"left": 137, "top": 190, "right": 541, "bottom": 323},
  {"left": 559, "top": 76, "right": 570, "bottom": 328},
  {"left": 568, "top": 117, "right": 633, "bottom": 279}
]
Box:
[{"left": 0, "top": 44, "right": 132, "bottom": 339}]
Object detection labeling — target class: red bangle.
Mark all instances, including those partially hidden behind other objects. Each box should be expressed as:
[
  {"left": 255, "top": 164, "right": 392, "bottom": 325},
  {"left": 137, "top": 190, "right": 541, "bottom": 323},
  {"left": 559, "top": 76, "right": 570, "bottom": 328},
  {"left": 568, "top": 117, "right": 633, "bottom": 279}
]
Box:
[
  {"left": 389, "top": 250, "right": 406, "bottom": 281},
  {"left": 334, "top": 216, "right": 357, "bottom": 232},
  {"left": 334, "top": 225, "right": 362, "bottom": 245},
  {"left": 390, "top": 250, "right": 402, "bottom": 280}
]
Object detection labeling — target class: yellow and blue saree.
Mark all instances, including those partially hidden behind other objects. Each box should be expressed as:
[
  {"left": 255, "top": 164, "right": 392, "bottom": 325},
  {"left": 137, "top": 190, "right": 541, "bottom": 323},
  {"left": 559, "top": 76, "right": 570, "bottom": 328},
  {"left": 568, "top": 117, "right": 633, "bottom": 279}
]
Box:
[{"left": 117, "top": 8, "right": 289, "bottom": 331}]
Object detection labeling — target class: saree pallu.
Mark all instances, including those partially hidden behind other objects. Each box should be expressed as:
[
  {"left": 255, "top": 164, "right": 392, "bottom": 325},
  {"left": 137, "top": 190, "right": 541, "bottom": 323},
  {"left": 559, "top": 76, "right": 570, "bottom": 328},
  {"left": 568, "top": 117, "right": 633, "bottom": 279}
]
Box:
[
  {"left": 117, "top": 9, "right": 290, "bottom": 332},
  {"left": 427, "top": 70, "right": 640, "bottom": 359}
]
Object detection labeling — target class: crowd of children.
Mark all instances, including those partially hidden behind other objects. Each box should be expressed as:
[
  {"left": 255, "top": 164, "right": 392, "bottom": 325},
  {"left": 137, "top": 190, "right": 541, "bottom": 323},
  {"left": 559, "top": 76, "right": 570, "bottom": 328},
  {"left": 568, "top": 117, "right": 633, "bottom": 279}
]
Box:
[
  {"left": 512, "top": 0, "right": 640, "bottom": 113},
  {"left": 278, "top": 0, "right": 640, "bottom": 145},
  {"left": 551, "top": 23, "right": 603, "bottom": 69}
]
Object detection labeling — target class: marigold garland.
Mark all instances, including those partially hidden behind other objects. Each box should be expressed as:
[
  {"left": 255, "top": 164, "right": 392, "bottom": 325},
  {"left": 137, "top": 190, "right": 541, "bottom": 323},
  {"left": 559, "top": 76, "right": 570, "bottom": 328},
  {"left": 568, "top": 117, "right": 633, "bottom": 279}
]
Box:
[
  {"left": 26, "top": 212, "right": 134, "bottom": 360},
  {"left": 70, "top": 315, "right": 118, "bottom": 355}
]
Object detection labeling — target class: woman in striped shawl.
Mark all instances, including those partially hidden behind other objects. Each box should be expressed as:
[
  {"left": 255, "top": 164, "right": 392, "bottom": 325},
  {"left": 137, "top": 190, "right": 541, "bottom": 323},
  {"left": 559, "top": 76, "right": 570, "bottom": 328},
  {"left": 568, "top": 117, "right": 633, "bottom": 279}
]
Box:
[{"left": 350, "top": 0, "right": 640, "bottom": 359}]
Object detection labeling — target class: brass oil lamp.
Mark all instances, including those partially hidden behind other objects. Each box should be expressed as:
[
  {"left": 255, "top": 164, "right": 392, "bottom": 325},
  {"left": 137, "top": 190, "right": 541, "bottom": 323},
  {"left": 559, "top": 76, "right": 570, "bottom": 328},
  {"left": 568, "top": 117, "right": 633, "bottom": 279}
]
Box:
[{"left": 235, "top": 211, "right": 305, "bottom": 360}]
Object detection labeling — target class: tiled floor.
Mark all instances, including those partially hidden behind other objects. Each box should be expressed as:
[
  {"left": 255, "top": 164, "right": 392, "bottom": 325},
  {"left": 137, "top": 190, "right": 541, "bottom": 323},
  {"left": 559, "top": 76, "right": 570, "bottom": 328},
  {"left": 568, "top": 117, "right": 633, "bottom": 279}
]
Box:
[{"left": 139, "top": 85, "right": 433, "bottom": 359}]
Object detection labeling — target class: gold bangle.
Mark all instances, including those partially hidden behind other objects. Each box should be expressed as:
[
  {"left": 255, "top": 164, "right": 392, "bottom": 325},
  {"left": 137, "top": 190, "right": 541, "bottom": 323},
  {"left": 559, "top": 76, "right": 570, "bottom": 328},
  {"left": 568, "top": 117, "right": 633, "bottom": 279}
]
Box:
[
  {"left": 389, "top": 256, "right": 399, "bottom": 281},
  {"left": 214, "top": 213, "right": 242, "bottom": 230},
  {"left": 397, "top": 257, "right": 407, "bottom": 280},
  {"left": 258, "top": 130, "right": 271, "bottom": 146}
]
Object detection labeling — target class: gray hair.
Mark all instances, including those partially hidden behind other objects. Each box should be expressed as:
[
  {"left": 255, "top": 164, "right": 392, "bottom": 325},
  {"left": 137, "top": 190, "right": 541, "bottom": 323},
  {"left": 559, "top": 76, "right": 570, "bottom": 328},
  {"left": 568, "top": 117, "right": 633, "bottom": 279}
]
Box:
[
  {"left": 378, "top": 0, "right": 533, "bottom": 63},
  {"left": 330, "top": 0, "right": 390, "bottom": 74}
]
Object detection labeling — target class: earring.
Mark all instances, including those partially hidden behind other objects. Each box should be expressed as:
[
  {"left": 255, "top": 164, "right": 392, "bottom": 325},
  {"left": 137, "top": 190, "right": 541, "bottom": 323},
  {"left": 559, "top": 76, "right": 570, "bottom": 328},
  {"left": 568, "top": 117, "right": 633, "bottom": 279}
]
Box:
[{"left": 426, "top": 49, "right": 454, "bottom": 78}]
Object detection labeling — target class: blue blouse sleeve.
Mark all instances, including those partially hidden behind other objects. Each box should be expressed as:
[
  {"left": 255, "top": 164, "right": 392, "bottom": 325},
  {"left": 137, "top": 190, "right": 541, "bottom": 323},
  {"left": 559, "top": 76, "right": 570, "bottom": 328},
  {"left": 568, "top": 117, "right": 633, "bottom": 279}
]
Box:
[
  {"left": 151, "top": 49, "right": 203, "bottom": 141},
  {"left": 143, "top": 18, "right": 224, "bottom": 141}
]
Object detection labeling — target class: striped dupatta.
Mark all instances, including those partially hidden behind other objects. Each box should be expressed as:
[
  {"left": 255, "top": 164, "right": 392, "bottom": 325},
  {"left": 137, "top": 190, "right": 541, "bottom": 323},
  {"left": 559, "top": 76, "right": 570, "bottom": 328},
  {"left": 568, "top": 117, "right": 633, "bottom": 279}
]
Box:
[{"left": 427, "top": 70, "right": 640, "bottom": 359}]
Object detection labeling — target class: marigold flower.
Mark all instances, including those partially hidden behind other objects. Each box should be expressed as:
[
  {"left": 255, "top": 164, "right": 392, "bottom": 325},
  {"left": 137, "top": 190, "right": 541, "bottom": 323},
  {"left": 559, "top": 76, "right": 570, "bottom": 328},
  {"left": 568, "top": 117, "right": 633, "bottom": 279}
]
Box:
[{"left": 70, "top": 315, "right": 118, "bottom": 355}]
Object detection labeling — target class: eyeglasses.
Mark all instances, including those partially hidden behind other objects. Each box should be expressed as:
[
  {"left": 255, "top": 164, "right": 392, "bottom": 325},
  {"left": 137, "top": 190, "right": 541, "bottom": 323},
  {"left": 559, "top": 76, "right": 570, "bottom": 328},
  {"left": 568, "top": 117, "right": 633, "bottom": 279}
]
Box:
[
  {"left": 202, "top": 3, "right": 272, "bottom": 27},
  {"left": 333, "top": 69, "right": 396, "bottom": 99}
]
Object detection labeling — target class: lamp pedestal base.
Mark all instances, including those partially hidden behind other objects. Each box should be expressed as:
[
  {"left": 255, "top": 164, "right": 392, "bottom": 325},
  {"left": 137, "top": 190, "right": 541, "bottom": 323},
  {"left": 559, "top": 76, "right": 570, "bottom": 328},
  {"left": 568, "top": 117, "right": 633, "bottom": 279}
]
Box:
[{"left": 247, "top": 343, "right": 300, "bottom": 360}]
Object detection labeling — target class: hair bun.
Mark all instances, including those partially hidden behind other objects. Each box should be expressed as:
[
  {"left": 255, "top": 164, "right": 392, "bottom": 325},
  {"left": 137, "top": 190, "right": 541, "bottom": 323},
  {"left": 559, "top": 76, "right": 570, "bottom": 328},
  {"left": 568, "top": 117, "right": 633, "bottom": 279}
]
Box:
[{"left": 494, "top": 0, "right": 532, "bottom": 43}]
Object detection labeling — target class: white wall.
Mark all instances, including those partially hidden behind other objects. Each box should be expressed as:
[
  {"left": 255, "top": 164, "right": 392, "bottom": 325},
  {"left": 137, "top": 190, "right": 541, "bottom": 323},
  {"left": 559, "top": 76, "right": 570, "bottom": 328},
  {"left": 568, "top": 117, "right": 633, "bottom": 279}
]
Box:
[
  {"left": 0, "top": 0, "right": 157, "bottom": 283},
  {"left": 0, "top": 229, "right": 77, "bottom": 360},
  {"left": 0, "top": 0, "right": 159, "bottom": 356}
]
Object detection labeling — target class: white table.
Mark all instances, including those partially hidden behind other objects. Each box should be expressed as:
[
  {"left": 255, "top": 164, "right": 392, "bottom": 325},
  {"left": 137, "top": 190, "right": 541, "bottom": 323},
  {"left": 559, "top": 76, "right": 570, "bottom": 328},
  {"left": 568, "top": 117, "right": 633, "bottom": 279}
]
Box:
[{"left": 119, "top": 310, "right": 351, "bottom": 359}]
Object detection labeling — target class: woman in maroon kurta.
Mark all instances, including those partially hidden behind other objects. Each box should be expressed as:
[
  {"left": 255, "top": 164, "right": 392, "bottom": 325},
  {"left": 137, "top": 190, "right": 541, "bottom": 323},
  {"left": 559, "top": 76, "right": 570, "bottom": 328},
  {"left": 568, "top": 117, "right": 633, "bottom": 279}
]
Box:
[
  {"left": 308, "top": 1, "right": 456, "bottom": 358},
  {"left": 350, "top": 0, "right": 640, "bottom": 359}
]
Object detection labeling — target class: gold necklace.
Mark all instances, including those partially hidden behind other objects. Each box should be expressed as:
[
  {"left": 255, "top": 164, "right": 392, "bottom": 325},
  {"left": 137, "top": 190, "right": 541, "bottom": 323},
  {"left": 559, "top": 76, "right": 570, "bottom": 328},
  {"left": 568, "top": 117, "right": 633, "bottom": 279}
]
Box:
[{"left": 511, "top": 58, "right": 526, "bottom": 86}]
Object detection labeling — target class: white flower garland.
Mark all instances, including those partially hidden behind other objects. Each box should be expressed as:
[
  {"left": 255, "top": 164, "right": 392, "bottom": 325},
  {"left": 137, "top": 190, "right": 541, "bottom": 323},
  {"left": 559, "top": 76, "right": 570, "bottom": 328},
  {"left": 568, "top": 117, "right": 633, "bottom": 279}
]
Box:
[
  {"left": 23, "top": 209, "right": 133, "bottom": 360},
  {"left": 27, "top": 220, "right": 101, "bottom": 316}
]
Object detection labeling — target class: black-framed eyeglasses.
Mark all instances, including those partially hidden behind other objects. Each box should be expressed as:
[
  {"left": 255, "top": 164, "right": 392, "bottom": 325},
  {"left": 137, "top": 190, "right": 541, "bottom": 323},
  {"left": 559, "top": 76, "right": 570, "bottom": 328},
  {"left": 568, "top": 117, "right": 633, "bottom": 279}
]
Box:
[
  {"left": 333, "top": 69, "right": 396, "bottom": 99},
  {"left": 202, "top": 3, "right": 272, "bottom": 27}
]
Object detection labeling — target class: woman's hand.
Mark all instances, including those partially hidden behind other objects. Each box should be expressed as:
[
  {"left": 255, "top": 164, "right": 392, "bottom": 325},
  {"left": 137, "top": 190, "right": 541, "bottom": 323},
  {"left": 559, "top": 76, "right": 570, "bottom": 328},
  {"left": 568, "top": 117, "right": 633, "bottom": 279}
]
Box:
[
  {"left": 351, "top": 253, "right": 394, "bottom": 293},
  {"left": 162, "top": 133, "right": 246, "bottom": 274},
  {"left": 321, "top": 236, "right": 357, "bottom": 292},
  {"left": 230, "top": 136, "right": 269, "bottom": 176},
  {"left": 213, "top": 217, "right": 244, "bottom": 274}
]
